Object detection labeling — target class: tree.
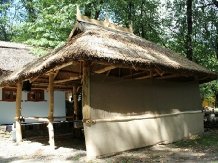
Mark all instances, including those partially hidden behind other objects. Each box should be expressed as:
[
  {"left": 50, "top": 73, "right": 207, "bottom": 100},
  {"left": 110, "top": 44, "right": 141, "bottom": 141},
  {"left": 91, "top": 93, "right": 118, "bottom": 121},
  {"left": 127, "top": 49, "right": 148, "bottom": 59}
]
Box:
[
  {"left": 186, "top": 0, "right": 193, "bottom": 61},
  {"left": 0, "top": 0, "right": 13, "bottom": 41}
]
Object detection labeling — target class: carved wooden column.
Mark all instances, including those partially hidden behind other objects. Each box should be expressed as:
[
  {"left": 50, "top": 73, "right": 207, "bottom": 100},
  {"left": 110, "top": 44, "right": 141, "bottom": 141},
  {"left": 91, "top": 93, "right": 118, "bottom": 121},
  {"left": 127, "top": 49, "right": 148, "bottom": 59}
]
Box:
[
  {"left": 48, "top": 73, "right": 55, "bottom": 148},
  {"left": 73, "top": 86, "right": 78, "bottom": 120},
  {"left": 15, "top": 82, "right": 22, "bottom": 142},
  {"left": 82, "top": 61, "right": 91, "bottom": 120}
]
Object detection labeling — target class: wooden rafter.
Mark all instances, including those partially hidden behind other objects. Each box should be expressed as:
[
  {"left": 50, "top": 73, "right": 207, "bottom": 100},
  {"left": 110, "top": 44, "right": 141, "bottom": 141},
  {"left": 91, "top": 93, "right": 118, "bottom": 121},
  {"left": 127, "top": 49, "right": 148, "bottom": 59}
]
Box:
[
  {"left": 92, "top": 61, "right": 150, "bottom": 71},
  {"left": 122, "top": 70, "right": 148, "bottom": 78},
  {"left": 150, "top": 70, "right": 154, "bottom": 78},
  {"left": 29, "top": 76, "right": 39, "bottom": 83},
  {"left": 106, "top": 69, "right": 111, "bottom": 76},
  {"left": 135, "top": 72, "right": 158, "bottom": 80},
  {"left": 54, "top": 76, "right": 81, "bottom": 84},
  {"left": 59, "top": 69, "right": 80, "bottom": 75},
  {"left": 53, "top": 70, "right": 59, "bottom": 80},
  {"left": 45, "top": 61, "right": 78, "bottom": 75},
  {"left": 32, "top": 83, "right": 75, "bottom": 87},
  {"left": 156, "top": 74, "right": 181, "bottom": 80},
  {"left": 94, "top": 65, "right": 116, "bottom": 74},
  {"left": 199, "top": 76, "right": 208, "bottom": 81},
  {"left": 155, "top": 68, "right": 164, "bottom": 76}
]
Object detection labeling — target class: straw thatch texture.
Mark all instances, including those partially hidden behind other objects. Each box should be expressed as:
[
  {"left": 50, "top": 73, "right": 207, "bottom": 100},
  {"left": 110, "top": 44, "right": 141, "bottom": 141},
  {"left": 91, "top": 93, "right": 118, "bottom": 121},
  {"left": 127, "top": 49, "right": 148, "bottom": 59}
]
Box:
[
  {"left": 0, "top": 20, "right": 217, "bottom": 87},
  {"left": 0, "top": 41, "right": 36, "bottom": 75}
]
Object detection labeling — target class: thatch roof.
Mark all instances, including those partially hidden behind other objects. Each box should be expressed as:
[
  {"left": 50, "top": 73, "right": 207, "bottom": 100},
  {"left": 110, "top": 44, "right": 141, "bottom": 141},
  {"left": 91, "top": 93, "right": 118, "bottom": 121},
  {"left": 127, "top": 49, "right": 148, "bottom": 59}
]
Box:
[
  {"left": 0, "top": 13, "right": 217, "bottom": 90},
  {"left": 0, "top": 41, "right": 36, "bottom": 76}
]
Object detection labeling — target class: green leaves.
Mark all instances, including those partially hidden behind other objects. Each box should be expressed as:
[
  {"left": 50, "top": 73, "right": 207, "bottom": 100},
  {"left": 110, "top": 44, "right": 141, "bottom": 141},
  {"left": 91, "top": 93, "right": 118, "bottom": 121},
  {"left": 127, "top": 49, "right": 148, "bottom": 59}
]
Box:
[{"left": 12, "top": 2, "right": 76, "bottom": 49}]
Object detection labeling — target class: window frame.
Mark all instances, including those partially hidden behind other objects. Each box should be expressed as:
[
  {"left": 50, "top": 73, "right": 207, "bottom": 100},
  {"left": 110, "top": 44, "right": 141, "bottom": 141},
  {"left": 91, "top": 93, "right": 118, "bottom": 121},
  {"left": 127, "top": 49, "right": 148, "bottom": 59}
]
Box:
[
  {"left": 2, "top": 88, "right": 17, "bottom": 101},
  {"left": 27, "top": 90, "right": 45, "bottom": 102}
]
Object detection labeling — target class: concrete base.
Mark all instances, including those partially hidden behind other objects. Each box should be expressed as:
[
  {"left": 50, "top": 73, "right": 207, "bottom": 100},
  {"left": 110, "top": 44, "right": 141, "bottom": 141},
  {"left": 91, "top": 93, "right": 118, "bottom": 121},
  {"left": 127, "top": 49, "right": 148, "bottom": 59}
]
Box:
[{"left": 84, "top": 112, "right": 203, "bottom": 158}]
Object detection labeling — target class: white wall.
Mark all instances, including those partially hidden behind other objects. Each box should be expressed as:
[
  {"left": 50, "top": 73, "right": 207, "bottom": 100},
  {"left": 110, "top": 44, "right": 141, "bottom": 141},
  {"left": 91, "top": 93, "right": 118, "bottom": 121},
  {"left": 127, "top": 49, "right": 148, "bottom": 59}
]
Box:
[{"left": 0, "top": 89, "right": 66, "bottom": 125}]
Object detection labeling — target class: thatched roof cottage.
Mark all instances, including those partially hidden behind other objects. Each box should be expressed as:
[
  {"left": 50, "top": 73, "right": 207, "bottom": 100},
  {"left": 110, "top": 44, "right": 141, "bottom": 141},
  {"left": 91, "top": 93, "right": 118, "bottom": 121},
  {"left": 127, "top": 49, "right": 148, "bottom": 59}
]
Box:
[
  {"left": 0, "top": 9, "right": 217, "bottom": 158},
  {"left": 0, "top": 41, "right": 65, "bottom": 126},
  {"left": 0, "top": 41, "right": 36, "bottom": 76}
]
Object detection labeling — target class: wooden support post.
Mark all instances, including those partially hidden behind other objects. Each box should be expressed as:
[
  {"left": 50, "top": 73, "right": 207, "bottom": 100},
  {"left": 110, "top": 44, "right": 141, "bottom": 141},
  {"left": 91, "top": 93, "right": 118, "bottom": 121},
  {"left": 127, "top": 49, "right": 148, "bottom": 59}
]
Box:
[
  {"left": 48, "top": 73, "right": 55, "bottom": 149},
  {"left": 82, "top": 61, "right": 91, "bottom": 120},
  {"left": 73, "top": 86, "right": 79, "bottom": 120},
  {"left": 15, "top": 83, "right": 22, "bottom": 143}
]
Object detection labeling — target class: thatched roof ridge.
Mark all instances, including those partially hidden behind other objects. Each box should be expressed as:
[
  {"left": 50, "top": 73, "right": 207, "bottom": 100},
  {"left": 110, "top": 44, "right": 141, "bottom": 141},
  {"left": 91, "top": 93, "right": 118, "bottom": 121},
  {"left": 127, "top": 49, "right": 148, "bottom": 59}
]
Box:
[
  {"left": 0, "top": 41, "right": 36, "bottom": 76},
  {"left": 0, "top": 20, "right": 217, "bottom": 87}
]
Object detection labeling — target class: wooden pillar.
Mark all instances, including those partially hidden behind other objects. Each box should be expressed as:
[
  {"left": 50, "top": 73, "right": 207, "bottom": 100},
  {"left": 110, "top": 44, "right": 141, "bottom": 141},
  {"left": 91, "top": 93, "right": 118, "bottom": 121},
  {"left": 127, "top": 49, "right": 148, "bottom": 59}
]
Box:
[
  {"left": 16, "top": 83, "right": 22, "bottom": 142},
  {"left": 82, "top": 61, "right": 91, "bottom": 120},
  {"left": 48, "top": 73, "right": 55, "bottom": 148},
  {"left": 73, "top": 86, "right": 79, "bottom": 120}
]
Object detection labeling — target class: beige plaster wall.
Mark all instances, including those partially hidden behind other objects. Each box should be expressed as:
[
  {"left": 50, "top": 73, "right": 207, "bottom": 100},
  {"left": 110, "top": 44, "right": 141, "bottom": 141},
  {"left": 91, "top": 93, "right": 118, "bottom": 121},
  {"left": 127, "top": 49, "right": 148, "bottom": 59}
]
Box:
[
  {"left": 84, "top": 112, "right": 204, "bottom": 158},
  {"left": 90, "top": 74, "right": 202, "bottom": 118},
  {"left": 84, "top": 74, "right": 203, "bottom": 158}
]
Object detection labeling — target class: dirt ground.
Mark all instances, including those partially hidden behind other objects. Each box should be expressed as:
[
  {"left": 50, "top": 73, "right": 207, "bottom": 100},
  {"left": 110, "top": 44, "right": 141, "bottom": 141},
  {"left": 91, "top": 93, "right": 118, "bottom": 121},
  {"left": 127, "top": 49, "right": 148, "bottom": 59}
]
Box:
[{"left": 1, "top": 128, "right": 218, "bottom": 163}]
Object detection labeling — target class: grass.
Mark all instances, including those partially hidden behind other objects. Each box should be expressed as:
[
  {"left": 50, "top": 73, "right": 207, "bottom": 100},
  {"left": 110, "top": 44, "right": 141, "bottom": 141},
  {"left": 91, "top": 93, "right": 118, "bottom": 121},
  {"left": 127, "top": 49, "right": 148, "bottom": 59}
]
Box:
[{"left": 170, "top": 130, "right": 218, "bottom": 152}]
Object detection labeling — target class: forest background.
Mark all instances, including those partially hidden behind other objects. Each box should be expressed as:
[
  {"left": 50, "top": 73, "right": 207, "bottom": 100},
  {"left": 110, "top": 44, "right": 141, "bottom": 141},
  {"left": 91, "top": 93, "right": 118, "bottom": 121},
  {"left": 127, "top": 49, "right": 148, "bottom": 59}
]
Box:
[{"left": 0, "top": 0, "right": 218, "bottom": 107}]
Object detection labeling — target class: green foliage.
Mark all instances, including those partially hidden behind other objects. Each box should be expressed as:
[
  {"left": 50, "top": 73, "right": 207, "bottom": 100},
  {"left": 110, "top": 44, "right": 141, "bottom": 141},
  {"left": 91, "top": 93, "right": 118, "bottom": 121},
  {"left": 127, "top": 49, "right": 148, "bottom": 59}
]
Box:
[
  {"left": 30, "top": 47, "right": 50, "bottom": 57},
  {"left": 13, "top": 2, "right": 77, "bottom": 48},
  {"left": 0, "top": 2, "right": 12, "bottom": 41},
  {"left": 107, "top": 0, "right": 164, "bottom": 45}
]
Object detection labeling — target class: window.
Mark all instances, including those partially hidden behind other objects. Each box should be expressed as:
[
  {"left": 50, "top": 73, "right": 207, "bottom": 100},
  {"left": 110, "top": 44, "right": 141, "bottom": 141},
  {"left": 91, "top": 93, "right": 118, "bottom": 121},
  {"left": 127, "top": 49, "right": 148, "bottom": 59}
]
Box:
[
  {"left": 2, "top": 88, "right": 16, "bottom": 101},
  {"left": 27, "top": 90, "right": 45, "bottom": 101}
]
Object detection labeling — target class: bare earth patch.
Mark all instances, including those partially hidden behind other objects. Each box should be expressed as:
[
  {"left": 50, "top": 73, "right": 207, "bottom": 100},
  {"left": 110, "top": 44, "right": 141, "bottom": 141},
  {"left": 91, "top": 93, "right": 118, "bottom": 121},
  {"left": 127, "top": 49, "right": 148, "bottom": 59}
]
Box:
[{"left": 1, "top": 129, "right": 218, "bottom": 163}]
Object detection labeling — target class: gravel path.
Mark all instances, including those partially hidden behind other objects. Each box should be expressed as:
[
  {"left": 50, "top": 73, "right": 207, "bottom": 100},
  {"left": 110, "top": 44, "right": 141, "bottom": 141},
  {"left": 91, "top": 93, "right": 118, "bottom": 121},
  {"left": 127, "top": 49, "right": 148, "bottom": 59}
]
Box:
[{"left": 1, "top": 129, "right": 218, "bottom": 163}]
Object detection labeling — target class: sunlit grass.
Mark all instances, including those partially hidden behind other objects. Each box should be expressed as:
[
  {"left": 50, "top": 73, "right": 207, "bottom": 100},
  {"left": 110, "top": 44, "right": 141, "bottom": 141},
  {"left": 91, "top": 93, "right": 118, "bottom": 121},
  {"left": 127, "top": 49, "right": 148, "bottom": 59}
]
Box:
[{"left": 170, "top": 131, "right": 218, "bottom": 152}]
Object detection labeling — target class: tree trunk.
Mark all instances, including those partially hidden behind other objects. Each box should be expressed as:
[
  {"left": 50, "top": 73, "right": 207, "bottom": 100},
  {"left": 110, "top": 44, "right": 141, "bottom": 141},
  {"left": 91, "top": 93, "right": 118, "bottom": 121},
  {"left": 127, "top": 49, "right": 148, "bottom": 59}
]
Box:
[
  {"left": 21, "top": 0, "right": 37, "bottom": 21},
  {"left": 186, "top": 0, "right": 193, "bottom": 61},
  {"left": 215, "top": 23, "right": 218, "bottom": 60},
  {"left": 85, "top": 3, "right": 92, "bottom": 18}
]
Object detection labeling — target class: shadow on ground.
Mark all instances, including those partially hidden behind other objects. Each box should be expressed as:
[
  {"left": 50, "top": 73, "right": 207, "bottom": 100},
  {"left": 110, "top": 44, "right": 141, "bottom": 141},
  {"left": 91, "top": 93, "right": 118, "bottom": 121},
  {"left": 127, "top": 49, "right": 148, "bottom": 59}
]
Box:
[{"left": 24, "top": 134, "right": 86, "bottom": 151}]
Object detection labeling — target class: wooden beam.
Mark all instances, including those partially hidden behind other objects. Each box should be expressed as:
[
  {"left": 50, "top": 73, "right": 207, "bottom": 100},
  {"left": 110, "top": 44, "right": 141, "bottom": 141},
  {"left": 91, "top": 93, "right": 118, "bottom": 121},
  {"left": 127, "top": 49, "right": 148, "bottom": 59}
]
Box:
[
  {"left": 48, "top": 73, "right": 55, "bottom": 149},
  {"left": 46, "top": 61, "right": 78, "bottom": 75},
  {"left": 135, "top": 73, "right": 158, "bottom": 80},
  {"left": 23, "top": 117, "right": 49, "bottom": 122},
  {"left": 22, "top": 116, "right": 74, "bottom": 121},
  {"left": 29, "top": 76, "right": 39, "bottom": 83},
  {"left": 156, "top": 74, "right": 181, "bottom": 80},
  {"left": 155, "top": 68, "right": 164, "bottom": 76},
  {"left": 73, "top": 86, "right": 79, "bottom": 120},
  {"left": 15, "top": 83, "right": 22, "bottom": 143},
  {"left": 122, "top": 71, "right": 147, "bottom": 78},
  {"left": 94, "top": 65, "right": 116, "bottom": 74},
  {"left": 53, "top": 70, "right": 59, "bottom": 79},
  {"left": 54, "top": 76, "right": 81, "bottom": 84},
  {"left": 91, "top": 61, "right": 150, "bottom": 71},
  {"left": 59, "top": 69, "right": 80, "bottom": 74},
  {"left": 199, "top": 76, "right": 209, "bottom": 81},
  {"left": 82, "top": 61, "right": 91, "bottom": 120},
  {"left": 150, "top": 70, "right": 153, "bottom": 78},
  {"left": 135, "top": 75, "right": 150, "bottom": 80},
  {"left": 106, "top": 69, "right": 111, "bottom": 76},
  {"left": 32, "top": 83, "right": 76, "bottom": 87}
]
